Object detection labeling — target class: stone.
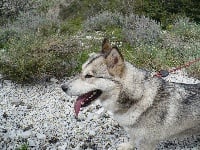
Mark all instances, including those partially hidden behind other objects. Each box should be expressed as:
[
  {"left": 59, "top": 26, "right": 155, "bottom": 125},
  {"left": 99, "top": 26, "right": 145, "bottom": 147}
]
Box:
[
  {"left": 58, "top": 144, "right": 67, "bottom": 150},
  {"left": 21, "top": 131, "right": 32, "bottom": 138},
  {"left": 36, "top": 133, "right": 46, "bottom": 140},
  {"left": 28, "top": 139, "right": 37, "bottom": 147}
]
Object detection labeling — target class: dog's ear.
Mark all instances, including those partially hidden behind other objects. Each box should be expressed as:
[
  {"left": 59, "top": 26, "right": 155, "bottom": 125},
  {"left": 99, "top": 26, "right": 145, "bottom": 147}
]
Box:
[
  {"left": 105, "top": 46, "right": 125, "bottom": 77},
  {"left": 102, "top": 38, "right": 112, "bottom": 54}
]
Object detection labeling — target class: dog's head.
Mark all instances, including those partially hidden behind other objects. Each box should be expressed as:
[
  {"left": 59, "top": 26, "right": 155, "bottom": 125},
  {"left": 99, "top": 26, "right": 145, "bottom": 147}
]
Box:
[{"left": 61, "top": 38, "right": 125, "bottom": 116}]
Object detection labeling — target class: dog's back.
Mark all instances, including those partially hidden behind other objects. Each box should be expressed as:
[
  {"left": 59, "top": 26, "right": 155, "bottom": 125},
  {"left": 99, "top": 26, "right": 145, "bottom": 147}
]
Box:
[
  {"left": 174, "top": 83, "right": 200, "bottom": 135},
  {"left": 116, "top": 77, "right": 200, "bottom": 149}
]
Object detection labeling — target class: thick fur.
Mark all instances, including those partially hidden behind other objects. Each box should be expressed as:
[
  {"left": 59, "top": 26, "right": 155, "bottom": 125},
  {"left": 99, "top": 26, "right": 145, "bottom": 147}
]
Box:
[{"left": 62, "top": 39, "right": 200, "bottom": 150}]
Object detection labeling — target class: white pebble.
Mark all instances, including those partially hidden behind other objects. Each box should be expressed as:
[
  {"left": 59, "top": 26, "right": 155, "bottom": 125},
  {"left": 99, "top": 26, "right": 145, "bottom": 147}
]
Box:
[
  {"left": 89, "top": 130, "right": 96, "bottom": 136},
  {"left": 21, "top": 131, "right": 32, "bottom": 138},
  {"left": 28, "top": 139, "right": 37, "bottom": 147},
  {"left": 58, "top": 144, "right": 67, "bottom": 150},
  {"left": 36, "top": 133, "right": 46, "bottom": 140}
]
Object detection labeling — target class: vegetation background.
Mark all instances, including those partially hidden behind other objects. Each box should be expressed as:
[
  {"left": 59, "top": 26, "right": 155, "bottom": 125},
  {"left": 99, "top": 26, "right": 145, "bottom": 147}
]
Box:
[{"left": 0, "top": 0, "right": 200, "bottom": 83}]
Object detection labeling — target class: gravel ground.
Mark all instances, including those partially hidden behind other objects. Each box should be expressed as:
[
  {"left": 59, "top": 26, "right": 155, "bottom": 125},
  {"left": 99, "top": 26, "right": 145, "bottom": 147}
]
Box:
[{"left": 0, "top": 71, "right": 200, "bottom": 150}]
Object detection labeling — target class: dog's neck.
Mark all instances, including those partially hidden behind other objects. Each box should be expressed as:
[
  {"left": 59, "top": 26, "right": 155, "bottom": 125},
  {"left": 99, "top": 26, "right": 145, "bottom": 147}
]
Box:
[{"left": 120, "top": 62, "right": 148, "bottom": 100}]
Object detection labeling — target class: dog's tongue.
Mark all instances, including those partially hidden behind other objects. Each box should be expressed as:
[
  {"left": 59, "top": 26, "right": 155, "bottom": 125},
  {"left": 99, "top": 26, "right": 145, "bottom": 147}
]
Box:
[{"left": 74, "top": 97, "right": 84, "bottom": 117}]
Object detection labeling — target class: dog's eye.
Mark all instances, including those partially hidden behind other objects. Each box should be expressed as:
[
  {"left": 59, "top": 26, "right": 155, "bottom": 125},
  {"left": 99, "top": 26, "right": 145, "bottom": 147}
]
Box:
[{"left": 85, "top": 74, "right": 93, "bottom": 78}]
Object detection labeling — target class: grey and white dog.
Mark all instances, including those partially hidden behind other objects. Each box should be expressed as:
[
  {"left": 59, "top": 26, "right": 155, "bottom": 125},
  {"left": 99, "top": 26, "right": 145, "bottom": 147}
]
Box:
[{"left": 62, "top": 38, "right": 200, "bottom": 150}]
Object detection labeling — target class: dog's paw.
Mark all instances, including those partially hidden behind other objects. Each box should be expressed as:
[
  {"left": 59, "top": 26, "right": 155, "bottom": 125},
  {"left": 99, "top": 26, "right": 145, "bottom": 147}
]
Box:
[{"left": 117, "top": 142, "right": 134, "bottom": 150}]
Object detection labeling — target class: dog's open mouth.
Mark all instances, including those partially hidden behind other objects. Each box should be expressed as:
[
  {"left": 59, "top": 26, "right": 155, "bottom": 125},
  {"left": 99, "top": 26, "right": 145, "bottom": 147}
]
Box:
[{"left": 74, "top": 89, "right": 102, "bottom": 117}]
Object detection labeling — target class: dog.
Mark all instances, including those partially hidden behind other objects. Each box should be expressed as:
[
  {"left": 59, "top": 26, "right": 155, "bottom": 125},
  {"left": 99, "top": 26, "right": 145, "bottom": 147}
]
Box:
[{"left": 61, "top": 38, "right": 200, "bottom": 150}]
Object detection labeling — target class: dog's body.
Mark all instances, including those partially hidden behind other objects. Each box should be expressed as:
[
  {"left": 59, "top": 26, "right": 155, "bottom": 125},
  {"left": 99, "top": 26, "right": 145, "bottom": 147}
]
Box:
[{"left": 62, "top": 39, "right": 200, "bottom": 149}]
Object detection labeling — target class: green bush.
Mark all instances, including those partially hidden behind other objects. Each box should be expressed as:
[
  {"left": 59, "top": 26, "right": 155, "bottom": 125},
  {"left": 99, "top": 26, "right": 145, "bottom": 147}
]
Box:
[
  {"left": 84, "top": 12, "right": 162, "bottom": 45},
  {"left": 0, "top": 29, "right": 19, "bottom": 48},
  {"left": 0, "top": 0, "right": 34, "bottom": 25},
  {"left": 58, "top": 0, "right": 124, "bottom": 21},
  {"left": 0, "top": 35, "right": 82, "bottom": 83},
  {"left": 16, "top": 143, "right": 28, "bottom": 150},
  {"left": 171, "top": 17, "right": 200, "bottom": 41},
  {"left": 133, "top": 0, "right": 200, "bottom": 28},
  {"left": 0, "top": 0, "right": 199, "bottom": 84},
  {"left": 59, "top": 0, "right": 200, "bottom": 28},
  {"left": 60, "top": 17, "right": 83, "bottom": 35}
]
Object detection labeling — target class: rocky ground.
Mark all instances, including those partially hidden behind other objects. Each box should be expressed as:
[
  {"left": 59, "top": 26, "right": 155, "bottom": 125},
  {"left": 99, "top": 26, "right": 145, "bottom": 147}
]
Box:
[{"left": 0, "top": 71, "right": 200, "bottom": 150}]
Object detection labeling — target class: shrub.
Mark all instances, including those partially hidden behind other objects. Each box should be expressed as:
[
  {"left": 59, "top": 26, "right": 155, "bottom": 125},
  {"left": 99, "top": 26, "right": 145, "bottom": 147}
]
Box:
[
  {"left": 0, "top": 0, "right": 58, "bottom": 25},
  {"left": 133, "top": 0, "right": 200, "bottom": 28},
  {"left": 171, "top": 17, "right": 200, "bottom": 41},
  {"left": 60, "top": 17, "right": 83, "bottom": 35},
  {"left": 84, "top": 11, "right": 162, "bottom": 45},
  {"left": 59, "top": 0, "right": 200, "bottom": 29},
  {"left": 123, "top": 14, "right": 162, "bottom": 46},
  {"left": 83, "top": 11, "right": 124, "bottom": 31},
  {"left": 0, "top": 0, "right": 85, "bottom": 83},
  {"left": 1, "top": 2, "right": 200, "bottom": 84},
  {"left": 16, "top": 143, "right": 28, "bottom": 150},
  {"left": 0, "top": 0, "right": 34, "bottom": 25},
  {"left": 0, "top": 29, "right": 19, "bottom": 48},
  {"left": 0, "top": 35, "right": 82, "bottom": 83},
  {"left": 5, "top": 10, "right": 59, "bottom": 34},
  {"left": 161, "top": 18, "right": 200, "bottom": 63},
  {"left": 58, "top": 0, "right": 124, "bottom": 21}
]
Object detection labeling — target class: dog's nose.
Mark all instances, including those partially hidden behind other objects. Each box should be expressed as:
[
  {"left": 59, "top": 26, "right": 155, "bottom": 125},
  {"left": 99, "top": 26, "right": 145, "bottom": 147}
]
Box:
[{"left": 61, "top": 84, "right": 68, "bottom": 92}]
